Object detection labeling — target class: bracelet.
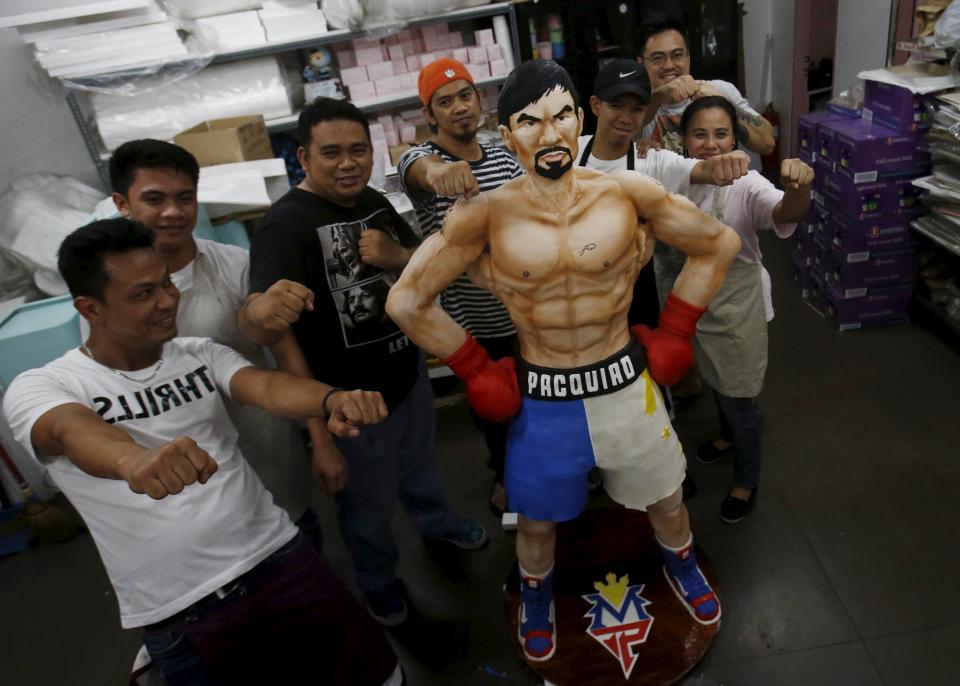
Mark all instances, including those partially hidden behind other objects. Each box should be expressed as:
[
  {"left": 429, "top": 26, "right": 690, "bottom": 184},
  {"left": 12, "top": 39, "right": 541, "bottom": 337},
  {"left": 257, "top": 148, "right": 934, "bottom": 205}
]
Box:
[{"left": 322, "top": 387, "right": 345, "bottom": 418}]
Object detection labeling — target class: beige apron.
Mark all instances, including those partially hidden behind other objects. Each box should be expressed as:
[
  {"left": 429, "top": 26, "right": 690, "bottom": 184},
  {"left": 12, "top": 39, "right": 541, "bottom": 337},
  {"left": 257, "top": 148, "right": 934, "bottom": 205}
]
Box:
[
  {"left": 177, "top": 249, "right": 311, "bottom": 520},
  {"left": 690, "top": 187, "right": 768, "bottom": 398}
]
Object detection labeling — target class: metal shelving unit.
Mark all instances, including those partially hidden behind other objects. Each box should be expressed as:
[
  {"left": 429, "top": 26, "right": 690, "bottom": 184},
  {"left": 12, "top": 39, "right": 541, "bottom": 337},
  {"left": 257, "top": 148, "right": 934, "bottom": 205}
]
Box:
[{"left": 64, "top": 1, "right": 521, "bottom": 189}]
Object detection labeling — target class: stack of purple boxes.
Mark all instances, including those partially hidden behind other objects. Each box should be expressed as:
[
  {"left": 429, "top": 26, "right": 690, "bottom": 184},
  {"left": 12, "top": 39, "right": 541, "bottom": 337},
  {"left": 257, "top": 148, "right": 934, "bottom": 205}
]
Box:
[{"left": 793, "top": 80, "right": 931, "bottom": 330}]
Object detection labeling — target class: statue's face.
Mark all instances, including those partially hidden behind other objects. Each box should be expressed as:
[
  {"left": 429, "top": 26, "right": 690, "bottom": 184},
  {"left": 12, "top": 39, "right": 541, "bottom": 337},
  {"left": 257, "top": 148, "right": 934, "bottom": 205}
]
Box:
[{"left": 501, "top": 86, "right": 582, "bottom": 181}]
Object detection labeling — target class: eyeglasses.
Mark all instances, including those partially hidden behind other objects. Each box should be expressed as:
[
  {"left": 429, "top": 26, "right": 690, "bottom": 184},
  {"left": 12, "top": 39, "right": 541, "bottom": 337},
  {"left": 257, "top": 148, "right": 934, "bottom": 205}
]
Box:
[{"left": 643, "top": 49, "right": 689, "bottom": 67}]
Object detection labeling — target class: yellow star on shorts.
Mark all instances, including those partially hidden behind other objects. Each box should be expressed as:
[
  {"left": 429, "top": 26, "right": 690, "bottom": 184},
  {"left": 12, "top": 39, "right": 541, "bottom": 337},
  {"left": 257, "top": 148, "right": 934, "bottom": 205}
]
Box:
[{"left": 661, "top": 426, "right": 671, "bottom": 440}]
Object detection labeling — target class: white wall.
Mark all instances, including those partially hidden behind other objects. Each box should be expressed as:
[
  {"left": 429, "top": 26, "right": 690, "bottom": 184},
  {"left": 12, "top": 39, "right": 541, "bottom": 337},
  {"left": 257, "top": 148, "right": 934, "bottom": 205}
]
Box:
[
  {"left": 833, "top": 0, "right": 893, "bottom": 97},
  {"left": 742, "top": 0, "right": 774, "bottom": 105},
  {"left": 741, "top": 0, "right": 795, "bottom": 155},
  {"left": 0, "top": 27, "right": 102, "bottom": 193}
]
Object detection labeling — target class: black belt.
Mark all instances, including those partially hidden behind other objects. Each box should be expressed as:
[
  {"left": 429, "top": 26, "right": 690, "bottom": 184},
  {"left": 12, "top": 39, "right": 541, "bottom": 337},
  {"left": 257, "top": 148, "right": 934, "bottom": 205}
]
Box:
[{"left": 516, "top": 339, "right": 647, "bottom": 401}]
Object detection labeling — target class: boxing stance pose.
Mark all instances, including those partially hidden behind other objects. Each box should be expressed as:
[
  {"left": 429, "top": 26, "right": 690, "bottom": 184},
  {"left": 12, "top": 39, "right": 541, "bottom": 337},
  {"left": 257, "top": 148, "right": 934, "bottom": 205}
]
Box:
[{"left": 387, "top": 60, "right": 741, "bottom": 661}]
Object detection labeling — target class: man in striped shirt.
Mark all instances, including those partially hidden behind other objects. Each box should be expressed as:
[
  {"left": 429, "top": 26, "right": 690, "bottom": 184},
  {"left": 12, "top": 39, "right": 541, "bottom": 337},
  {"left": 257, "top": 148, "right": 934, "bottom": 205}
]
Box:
[{"left": 399, "top": 58, "right": 521, "bottom": 515}]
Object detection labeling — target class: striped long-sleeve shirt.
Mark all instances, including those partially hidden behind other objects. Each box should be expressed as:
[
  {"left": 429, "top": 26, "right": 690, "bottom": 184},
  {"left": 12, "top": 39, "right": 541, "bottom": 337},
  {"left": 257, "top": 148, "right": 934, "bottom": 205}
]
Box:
[{"left": 398, "top": 141, "right": 523, "bottom": 339}]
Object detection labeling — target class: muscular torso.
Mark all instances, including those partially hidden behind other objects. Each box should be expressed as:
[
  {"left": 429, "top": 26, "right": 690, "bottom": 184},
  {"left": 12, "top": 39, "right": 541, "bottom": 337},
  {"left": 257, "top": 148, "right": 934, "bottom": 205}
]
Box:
[{"left": 472, "top": 168, "right": 656, "bottom": 367}]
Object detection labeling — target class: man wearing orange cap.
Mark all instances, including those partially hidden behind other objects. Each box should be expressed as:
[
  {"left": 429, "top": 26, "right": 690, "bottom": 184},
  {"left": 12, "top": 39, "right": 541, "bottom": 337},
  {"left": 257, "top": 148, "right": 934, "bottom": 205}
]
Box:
[{"left": 398, "top": 57, "right": 523, "bottom": 516}]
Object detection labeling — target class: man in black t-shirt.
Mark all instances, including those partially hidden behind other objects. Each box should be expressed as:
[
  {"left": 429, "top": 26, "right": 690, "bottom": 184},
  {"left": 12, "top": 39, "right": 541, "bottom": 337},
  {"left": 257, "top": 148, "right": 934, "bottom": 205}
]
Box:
[{"left": 241, "top": 97, "right": 488, "bottom": 628}]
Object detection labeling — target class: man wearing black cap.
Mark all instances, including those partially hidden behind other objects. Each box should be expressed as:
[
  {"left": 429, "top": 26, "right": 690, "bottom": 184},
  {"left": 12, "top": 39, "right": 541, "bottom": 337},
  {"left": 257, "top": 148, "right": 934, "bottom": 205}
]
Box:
[
  {"left": 580, "top": 59, "right": 751, "bottom": 499},
  {"left": 581, "top": 59, "right": 750, "bottom": 200},
  {"left": 581, "top": 60, "right": 750, "bottom": 328}
]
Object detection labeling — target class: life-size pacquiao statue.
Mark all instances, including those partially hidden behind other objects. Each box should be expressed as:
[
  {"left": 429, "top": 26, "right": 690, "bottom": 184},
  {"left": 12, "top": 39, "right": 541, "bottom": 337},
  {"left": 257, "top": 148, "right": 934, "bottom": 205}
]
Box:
[{"left": 387, "top": 60, "right": 740, "bottom": 661}]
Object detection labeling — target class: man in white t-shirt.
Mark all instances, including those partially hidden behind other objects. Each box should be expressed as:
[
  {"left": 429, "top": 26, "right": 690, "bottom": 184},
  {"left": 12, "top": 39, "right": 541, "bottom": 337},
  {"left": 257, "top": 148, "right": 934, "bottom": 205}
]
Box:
[
  {"left": 107, "top": 140, "right": 324, "bottom": 538},
  {"left": 580, "top": 60, "right": 751, "bottom": 313},
  {"left": 1, "top": 218, "right": 401, "bottom": 686}
]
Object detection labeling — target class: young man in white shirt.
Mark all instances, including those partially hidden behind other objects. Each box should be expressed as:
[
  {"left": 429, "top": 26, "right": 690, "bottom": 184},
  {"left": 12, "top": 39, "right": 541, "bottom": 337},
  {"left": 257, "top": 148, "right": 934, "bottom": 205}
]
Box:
[
  {"left": 2, "top": 218, "right": 401, "bottom": 686},
  {"left": 580, "top": 58, "right": 750, "bottom": 328},
  {"left": 108, "top": 140, "right": 322, "bottom": 534}
]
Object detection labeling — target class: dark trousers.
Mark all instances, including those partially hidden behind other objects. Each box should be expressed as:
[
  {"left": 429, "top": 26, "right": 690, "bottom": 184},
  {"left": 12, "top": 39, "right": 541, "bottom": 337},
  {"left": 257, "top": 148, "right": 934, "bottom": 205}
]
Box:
[
  {"left": 142, "top": 533, "right": 397, "bottom": 686},
  {"left": 714, "top": 390, "right": 763, "bottom": 489}
]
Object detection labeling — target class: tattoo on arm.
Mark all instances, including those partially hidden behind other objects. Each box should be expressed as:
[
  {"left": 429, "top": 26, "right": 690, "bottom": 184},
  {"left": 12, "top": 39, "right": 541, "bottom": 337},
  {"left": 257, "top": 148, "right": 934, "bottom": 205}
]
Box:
[
  {"left": 736, "top": 109, "right": 765, "bottom": 144},
  {"left": 737, "top": 109, "right": 765, "bottom": 128}
]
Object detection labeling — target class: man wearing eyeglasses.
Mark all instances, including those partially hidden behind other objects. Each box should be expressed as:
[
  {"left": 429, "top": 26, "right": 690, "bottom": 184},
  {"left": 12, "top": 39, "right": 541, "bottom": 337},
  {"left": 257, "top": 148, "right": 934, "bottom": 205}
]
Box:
[
  {"left": 637, "top": 13, "right": 774, "bottom": 156},
  {"left": 636, "top": 13, "right": 775, "bottom": 384}
]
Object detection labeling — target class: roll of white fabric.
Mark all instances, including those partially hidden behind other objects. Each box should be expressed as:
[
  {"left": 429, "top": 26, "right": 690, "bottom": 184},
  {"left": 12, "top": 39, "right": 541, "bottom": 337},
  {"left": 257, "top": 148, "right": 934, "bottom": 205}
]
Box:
[
  {"left": 93, "top": 56, "right": 293, "bottom": 150},
  {"left": 492, "top": 14, "right": 514, "bottom": 70}
]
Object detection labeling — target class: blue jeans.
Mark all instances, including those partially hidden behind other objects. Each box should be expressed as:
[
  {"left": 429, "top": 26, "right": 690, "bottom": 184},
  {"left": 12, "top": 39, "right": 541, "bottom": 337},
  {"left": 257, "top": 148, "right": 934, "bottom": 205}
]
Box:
[
  {"left": 334, "top": 359, "right": 459, "bottom": 593},
  {"left": 142, "top": 532, "right": 397, "bottom": 685},
  {"left": 714, "top": 390, "right": 763, "bottom": 490}
]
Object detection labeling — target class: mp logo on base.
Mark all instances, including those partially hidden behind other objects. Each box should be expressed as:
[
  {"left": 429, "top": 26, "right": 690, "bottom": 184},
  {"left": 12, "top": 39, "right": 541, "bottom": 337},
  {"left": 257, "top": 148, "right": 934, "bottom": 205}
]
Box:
[{"left": 582, "top": 573, "right": 654, "bottom": 679}]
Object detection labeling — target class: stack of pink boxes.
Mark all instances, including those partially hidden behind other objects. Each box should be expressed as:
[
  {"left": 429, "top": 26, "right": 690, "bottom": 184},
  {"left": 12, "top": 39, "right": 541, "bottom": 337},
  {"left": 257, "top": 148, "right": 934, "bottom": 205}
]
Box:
[
  {"left": 335, "top": 22, "right": 509, "bottom": 104},
  {"left": 792, "top": 80, "right": 931, "bottom": 330}
]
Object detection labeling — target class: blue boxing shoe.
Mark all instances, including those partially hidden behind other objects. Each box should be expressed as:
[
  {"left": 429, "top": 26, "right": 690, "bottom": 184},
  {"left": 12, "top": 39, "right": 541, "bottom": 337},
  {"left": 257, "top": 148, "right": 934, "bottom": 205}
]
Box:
[
  {"left": 518, "top": 567, "right": 557, "bottom": 661},
  {"left": 657, "top": 535, "right": 721, "bottom": 625}
]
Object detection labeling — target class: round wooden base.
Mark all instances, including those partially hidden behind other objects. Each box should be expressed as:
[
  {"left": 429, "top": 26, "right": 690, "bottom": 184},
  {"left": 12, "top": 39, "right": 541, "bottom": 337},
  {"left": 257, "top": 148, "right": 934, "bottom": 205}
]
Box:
[{"left": 503, "top": 507, "right": 720, "bottom": 685}]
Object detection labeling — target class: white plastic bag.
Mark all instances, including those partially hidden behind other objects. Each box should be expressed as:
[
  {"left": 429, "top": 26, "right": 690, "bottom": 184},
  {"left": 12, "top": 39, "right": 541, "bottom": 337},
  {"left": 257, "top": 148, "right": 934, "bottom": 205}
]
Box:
[
  {"left": 0, "top": 175, "right": 106, "bottom": 296},
  {"left": 935, "top": 2, "right": 960, "bottom": 49}
]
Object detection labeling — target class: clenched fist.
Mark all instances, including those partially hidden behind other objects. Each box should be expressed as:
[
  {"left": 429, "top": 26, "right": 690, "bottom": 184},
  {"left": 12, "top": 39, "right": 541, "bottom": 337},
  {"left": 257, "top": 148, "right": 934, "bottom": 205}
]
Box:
[
  {"left": 653, "top": 75, "right": 700, "bottom": 104},
  {"left": 324, "top": 389, "right": 389, "bottom": 438},
  {"left": 245, "top": 279, "right": 314, "bottom": 334},
  {"left": 358, "top": 229, "right": 412, "bottom": 270},
  {"left": 780, "top": 158, "right": 814, "bottom": 190},
  {"left": 702, "top": 150, "right": 751, "bottom": 186},
  {"left": 119, "top": 436, "right": 218, "bottom": 500},
  {"left": 425, "top": 159, "right": 480, "bottom": 198}
]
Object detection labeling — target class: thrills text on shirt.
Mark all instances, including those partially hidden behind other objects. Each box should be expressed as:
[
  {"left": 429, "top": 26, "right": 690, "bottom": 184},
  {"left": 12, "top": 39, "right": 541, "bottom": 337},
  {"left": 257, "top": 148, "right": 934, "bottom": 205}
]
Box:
[{"left": 92, "top": 365, "right": 215, "bottom": 424}]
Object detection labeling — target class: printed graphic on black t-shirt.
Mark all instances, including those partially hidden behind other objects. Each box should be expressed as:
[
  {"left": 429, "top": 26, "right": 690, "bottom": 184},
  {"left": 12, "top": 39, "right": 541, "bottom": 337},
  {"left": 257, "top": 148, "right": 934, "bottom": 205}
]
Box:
[
  {"left": 316, "top": 208, "right": 404, "bottom": 348},
  {"left": 250, "top": 187, "right": 422, "bottom": 409}
]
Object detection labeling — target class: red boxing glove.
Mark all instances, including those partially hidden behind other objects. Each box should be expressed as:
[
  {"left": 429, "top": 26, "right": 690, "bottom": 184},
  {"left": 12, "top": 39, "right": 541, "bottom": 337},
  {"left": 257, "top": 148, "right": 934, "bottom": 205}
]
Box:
[
  {"left": 632, "top": 291, "right": 707, "bottom": 386},
  {"left": 443, "top": 333, "right": 521, "bottom": 422}
]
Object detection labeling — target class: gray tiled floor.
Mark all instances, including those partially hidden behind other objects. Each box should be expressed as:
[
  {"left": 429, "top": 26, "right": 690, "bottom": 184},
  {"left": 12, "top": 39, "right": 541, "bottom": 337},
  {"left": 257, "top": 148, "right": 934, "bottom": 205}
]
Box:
[{"left": 1, "top": 233, "right": 958, "bottom": 685}]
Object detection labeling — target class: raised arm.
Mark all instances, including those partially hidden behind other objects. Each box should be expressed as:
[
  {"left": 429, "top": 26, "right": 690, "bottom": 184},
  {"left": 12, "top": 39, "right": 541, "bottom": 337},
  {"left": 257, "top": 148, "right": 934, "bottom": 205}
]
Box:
[
  {"left": 689, "top": 150, "right": 751, "bottom": 187},
  {"left": 693, "top": 82, "right": 775, "bottom": 155},
  {"left": 30, "top": 403, "right": 218, "bottom": 499},
  {"left": 229, "top": 366, "right": 387, "bottom": 438},
  {"left": 615, "top": 170, "right": 740, "bottom": 307},
  {"left": 386, "top": 196, "right": 490, "bottom": 357},
  {"left": 238, "top": 280, "right": 315, "bottom": 348},
  {"left": 614, "top": 170, "right": 740, "bottom": 386},
  {"left": 386, "top": 195, "right": 520, "bottom": 422},
  {"left": 403, "top": 154, "right": 480, "bottom": 199},
  {"left": 771, "top": 158, "right": 814, "bottom": 225},
  {"left": 732, "top": 107, "right": 775, "bottom": 156}
]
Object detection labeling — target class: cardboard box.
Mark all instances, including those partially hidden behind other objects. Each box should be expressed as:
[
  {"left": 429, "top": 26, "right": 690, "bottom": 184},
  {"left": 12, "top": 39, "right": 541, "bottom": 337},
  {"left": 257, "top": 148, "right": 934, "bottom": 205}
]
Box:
[
  {"left": 792, "top": 251, "right": 814, "bottom": 298},
  {"left": 863, "top": 79, "right": 932, "bottom": 134},
  {"left": 797, "top": 109, "right": 857, "bottom": 163},
  {"left": 825, "top": 247, "right": 917, "bottom": 296},
  {"left": 174, "top": 115, "right": 272, "bottom": 168},
  {"left": 820, "top": 175, "right": 924, "bottom": 221},
  {"left": 828, "top": 215, "right": 916, "bottom": 255},
  {"left": 820, "top": 119, "right": 930, "bottom": 184},
  {"left": 468, "top": 46, "right": 488, "bottom": 64},
  {"left": 389, "top": 143, "right": 411, "bottom": 166},
  {"left": 823, "top": 282, "right": 912, "bottom": 331}
]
